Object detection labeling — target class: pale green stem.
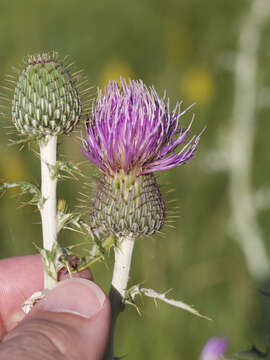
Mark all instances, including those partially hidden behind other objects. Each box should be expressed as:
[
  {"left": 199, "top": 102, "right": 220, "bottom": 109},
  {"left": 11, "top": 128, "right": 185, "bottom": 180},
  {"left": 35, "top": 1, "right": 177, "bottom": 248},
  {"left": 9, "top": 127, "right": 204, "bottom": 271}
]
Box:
[
  {"left": 39, "top": 135, "right": 58, "bottom": 290},
  {"left": 104, "top": 234, "right": 136, "bottom": 360}
]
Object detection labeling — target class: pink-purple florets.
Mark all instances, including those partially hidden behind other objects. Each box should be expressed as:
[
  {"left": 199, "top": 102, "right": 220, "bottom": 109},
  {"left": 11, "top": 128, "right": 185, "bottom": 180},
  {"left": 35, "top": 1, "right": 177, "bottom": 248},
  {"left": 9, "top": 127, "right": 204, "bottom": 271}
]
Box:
[
  {"left": 81, "top": 79, "right": 203, "bottom": 176},
  {"left": 200, "top": 337, "right": 228, "bottom": 360}
]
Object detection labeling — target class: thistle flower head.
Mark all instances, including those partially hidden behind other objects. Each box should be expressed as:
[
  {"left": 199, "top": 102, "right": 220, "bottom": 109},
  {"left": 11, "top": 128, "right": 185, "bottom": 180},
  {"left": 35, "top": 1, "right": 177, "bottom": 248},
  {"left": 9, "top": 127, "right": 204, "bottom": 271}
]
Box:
[
  {"left": 11, "top": 52, "right": 82, "bottom": 137},
  {"left": 81, "top": 79, "right": 203, "bottom": 176},
  {"left": 82, "top": 79, "right": 203, "bottom": 239}
]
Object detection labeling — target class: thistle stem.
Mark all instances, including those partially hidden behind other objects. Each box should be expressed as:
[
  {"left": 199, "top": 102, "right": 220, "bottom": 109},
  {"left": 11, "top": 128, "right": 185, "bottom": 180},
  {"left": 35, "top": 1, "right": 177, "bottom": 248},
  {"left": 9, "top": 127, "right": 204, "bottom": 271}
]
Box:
[
  {"left": 229, "top": 0, "right": 270, "bottom": 282},
  {"left": 39, "top": 135, "right": 58, "bottom": 289},
  {"left": 104, "top": 234, "right": 136, "bottom": 360}
]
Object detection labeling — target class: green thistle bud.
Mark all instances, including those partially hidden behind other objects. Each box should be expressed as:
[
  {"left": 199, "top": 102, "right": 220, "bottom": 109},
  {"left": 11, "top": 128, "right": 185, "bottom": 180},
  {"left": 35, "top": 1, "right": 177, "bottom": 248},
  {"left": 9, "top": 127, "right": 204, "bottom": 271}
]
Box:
[
  {"left": 11, "top": 52, "right": 82, "bottom": 137},
  {"left": 90, "top": 171, "right": 165, "bottom": 238}
]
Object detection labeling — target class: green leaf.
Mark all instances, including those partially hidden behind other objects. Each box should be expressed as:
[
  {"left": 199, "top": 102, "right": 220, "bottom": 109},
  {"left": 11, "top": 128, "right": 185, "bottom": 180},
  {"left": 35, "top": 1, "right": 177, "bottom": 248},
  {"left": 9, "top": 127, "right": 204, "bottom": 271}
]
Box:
[
  {"left": 48, "top": 160, "right": 85, "bottom": 180},
  {"left": 8, "top": 135, "right": 42, "bottom": 148},
  {"left": 57, "top": 200, "right": 83, "bottom": 233},
  {"left": 0, "top": 181, "right": 45, "bottom": 208}
]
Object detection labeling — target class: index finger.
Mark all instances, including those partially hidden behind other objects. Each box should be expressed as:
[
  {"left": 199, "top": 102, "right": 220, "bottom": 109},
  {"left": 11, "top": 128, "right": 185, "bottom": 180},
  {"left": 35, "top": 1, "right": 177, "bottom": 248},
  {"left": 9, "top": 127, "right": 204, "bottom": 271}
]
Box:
[{"left": 0, "top": 254, "right": 43, "bottom": 330}]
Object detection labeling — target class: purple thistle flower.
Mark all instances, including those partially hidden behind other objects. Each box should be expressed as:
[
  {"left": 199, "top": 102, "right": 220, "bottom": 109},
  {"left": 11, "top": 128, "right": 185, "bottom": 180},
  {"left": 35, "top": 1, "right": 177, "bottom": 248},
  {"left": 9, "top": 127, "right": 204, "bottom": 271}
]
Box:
[
  {"left": 81, "top": 79, "right": 204, "bottom": 238},
  {"left": 200, "top": 337, "right": 228, "bottom": 360},
  {"left": 81, "top": 78, "right": 203, "bottom": 176}
]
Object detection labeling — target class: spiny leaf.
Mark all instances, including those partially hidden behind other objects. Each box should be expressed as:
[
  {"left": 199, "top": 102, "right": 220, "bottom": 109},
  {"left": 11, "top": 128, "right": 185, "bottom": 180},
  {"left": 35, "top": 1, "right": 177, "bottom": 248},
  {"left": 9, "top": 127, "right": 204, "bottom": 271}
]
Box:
[
  {"left": 56, "top": 242, "right": 108, "bottom": 273},
  {"left": 8, "top": 135, "right": 41, "bottom": 148},
  {"left": 57, "top": 199, "right": 82, "bottom": 233},
  {"left": 57, "top": 212, "right": 82, "bottom": 233},
  {"left": 126, "top": 285, "right": 211, "bottom": 320},
  {"left": 48, "top": 160, "right": 85, "bottom": 180},
  {"left": 0, "top": 181, "right": 45, "bottom": 208}
]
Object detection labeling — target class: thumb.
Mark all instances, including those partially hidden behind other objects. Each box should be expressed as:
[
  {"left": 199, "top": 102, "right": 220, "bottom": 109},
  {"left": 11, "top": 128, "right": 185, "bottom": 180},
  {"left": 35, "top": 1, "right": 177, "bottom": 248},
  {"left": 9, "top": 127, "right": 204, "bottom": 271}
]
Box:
[{"left": 0, "top": 279, "right": 111, "bottom": 360}]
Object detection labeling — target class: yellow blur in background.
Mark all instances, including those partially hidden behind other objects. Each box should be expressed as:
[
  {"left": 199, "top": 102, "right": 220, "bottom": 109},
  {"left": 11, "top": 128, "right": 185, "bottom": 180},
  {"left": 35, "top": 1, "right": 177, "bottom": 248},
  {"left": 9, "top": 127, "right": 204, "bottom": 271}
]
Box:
[{"left": 181, "top": 67, "right": 215, "bottom": 105}]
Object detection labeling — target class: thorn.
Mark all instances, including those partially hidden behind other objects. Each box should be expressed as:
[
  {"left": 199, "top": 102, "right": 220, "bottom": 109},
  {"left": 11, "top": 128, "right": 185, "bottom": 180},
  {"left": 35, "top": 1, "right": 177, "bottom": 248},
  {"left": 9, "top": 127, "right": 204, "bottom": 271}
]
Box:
[
  {"left": 71, "top": 69, "right": 83, "bottom": 77},
  {"left": 64, "top": 62, "right": 75, "bottom": 70}
]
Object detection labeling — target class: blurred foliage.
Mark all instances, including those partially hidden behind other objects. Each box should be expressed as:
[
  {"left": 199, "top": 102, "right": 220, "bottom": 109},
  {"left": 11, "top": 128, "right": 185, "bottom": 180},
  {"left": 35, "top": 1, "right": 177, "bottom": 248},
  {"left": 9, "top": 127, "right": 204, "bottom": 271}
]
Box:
[{"left": 1, "top": 0, "right": 270, "bottom": 359}]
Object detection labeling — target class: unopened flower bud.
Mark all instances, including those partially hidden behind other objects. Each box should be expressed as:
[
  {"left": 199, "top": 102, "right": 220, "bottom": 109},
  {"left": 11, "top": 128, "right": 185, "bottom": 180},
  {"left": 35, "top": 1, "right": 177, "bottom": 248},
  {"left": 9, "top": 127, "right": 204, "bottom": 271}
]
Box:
[{"left": 12, "top": 52, "right": 81, "bottom": 137}]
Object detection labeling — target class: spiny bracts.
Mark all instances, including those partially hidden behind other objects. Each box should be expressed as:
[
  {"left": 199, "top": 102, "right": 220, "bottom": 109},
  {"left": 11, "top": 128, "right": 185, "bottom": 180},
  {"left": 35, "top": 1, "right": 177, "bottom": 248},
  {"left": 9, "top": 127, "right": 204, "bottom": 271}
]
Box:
[
  {"left": 90, "top": 171, "right": 165, "bottom": 238},
  {"left": 12, "top": 52, "right": 81, "bottom": 136}
]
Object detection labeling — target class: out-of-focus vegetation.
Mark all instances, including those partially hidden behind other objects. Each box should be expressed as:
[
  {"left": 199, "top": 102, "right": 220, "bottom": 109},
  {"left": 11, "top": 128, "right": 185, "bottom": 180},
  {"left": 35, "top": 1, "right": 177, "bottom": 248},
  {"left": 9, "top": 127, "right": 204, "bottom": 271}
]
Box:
[{"left": 1, "top": 0, "right": 270, "bottom": 358}]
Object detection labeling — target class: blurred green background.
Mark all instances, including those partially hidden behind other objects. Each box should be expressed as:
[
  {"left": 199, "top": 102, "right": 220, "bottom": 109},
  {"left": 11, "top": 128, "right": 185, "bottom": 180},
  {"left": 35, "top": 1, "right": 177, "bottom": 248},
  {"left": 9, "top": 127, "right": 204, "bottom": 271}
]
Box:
[{"left": 1, "top": 0, "right": 270, "bottom": 358}]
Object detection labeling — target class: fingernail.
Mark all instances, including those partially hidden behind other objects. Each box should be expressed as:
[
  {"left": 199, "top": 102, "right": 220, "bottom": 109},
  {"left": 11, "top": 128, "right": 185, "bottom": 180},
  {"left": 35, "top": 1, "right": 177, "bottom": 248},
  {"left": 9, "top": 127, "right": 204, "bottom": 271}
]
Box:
[{"left": 39, "top": 279, "right": 106, "bottom": 318}]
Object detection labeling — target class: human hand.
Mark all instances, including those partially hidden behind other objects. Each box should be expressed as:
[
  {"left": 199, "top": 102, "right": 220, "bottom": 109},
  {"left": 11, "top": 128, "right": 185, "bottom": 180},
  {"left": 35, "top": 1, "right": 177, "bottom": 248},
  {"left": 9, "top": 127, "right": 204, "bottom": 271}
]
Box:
[{"left": 0, "top": 254, "right": 110, "bottom": 360}]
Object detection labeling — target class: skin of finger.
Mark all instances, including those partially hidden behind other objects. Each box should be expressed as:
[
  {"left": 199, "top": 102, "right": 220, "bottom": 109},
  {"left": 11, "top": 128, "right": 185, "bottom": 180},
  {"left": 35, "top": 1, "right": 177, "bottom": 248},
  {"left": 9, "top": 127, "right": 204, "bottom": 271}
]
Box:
[
  {"left": 0, "top": 255, "right": 43, "bottom": 334},
  {"left": 0, "top": 299, "right": 111, "bottom": 360},
  {"left": 0, "top": 316, "right": 5, "bottom": 340},
  {"left": 0, "top": 255, "right": 92, "bottom": 337}
]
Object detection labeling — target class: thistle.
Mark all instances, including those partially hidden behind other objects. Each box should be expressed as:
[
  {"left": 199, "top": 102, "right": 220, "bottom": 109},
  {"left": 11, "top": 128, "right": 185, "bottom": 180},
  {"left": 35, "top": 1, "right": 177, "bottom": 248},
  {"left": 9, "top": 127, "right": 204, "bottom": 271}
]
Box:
[
  {"left": 81, "top": 78, "right": 204, "bottom": 359},
  {"left": 7, "top": 52, "right": 87, "bottom": 291},
  {"left": 82, "top": 79, "right": 202, "bottom": 239},
  {"left": 11, "top": 52, "right": 82, "bottom": 137}
]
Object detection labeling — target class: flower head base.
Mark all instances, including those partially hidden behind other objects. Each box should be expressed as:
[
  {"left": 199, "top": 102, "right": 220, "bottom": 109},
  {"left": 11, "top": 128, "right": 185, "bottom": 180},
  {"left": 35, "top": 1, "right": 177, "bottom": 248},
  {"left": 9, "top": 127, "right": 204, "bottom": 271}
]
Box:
[
  {"left": 90, "top": 171, "right": 165, "bottom": 238},
  {"left": 11, "top": 52, "right": 82, "bottom": 137},
  {"left": 81, "top": 79, "right": 203, "bottom": 177}
]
